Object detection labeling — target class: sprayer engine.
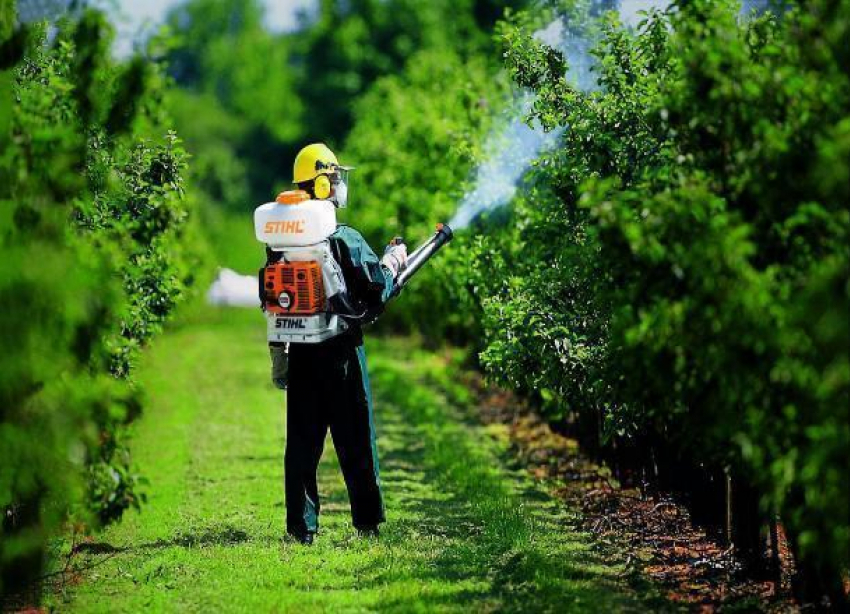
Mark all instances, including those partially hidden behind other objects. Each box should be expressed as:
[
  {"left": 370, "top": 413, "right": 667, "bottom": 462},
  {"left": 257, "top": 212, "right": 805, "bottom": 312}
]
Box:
[{"left": 262, "top": 261, "right": 325, "bottom": 315}]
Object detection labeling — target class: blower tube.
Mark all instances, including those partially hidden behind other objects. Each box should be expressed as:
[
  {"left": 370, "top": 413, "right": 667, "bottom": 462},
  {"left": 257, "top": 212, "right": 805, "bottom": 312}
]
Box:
[{"left": 390, "top": 223, "right": 454, "bottom": 297}]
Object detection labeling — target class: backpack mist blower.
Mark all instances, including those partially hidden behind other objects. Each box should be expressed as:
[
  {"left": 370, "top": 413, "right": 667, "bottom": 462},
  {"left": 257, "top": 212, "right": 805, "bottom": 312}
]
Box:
[{"left": 255, "top": 190, "right": 453, "bottom": 344}]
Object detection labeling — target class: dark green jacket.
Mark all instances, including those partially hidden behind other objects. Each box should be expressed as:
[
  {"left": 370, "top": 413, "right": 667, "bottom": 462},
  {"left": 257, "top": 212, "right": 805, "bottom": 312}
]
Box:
[{"left": 329, "top": 225, "right": 394, "bottom": 342}]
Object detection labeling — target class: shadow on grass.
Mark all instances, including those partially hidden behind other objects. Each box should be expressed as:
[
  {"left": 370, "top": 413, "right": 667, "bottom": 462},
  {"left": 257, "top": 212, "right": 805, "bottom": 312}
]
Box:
[{"left": 73, "top": 525, "right": 250, "bottom": 555}]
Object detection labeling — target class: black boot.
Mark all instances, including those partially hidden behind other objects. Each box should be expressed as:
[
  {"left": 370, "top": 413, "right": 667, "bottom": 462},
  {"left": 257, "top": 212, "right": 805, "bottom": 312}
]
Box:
[
  {"left": 287, "top": 530, "right": 315, "bottom": 545},
  {"left": 356, "top": 525, "right": 380, "bottom": 538}
]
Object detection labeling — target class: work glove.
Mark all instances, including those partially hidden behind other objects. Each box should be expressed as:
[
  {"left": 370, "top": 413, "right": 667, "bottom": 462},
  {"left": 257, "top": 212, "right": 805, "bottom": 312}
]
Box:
[
  {"left": 381, "top": 241, "right": 408, "bottom": 278},
  {"left": 270, "top": 344, "right": 289, "bottom": 390}
]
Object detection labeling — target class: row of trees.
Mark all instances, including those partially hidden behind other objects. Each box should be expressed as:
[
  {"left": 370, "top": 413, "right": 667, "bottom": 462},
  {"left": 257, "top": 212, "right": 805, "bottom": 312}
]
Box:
[
  {"left": 1, "top": 5, "right": 200, "bottom": 596},
  {"left": 456, "top": 0, "right": 847, "bottom": 606}
]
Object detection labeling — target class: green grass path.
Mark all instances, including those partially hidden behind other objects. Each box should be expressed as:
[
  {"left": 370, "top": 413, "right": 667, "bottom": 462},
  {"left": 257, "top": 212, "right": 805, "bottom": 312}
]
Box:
[{"left": 53, "top": 307, "right": 652, "bottom": 613}]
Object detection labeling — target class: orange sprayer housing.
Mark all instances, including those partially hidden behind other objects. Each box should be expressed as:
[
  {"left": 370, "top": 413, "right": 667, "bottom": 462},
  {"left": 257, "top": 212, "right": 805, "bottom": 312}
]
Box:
[{"left": 262, "top": 261, "right": 326, "bottom": 315}]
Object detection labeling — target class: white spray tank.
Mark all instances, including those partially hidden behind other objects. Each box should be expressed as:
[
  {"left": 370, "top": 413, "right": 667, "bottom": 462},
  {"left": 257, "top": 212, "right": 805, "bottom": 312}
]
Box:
[
  {"left": 254, "top": 190, "right": 349, "bottom": 344},
  {"left": 254, "top": 193, "right": 337, "bottom": 248}
]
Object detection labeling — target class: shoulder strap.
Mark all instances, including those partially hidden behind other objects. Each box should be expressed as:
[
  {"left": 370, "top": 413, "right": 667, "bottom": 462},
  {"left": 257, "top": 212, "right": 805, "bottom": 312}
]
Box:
[{"left": 329, "top": 233, "right": 345, "bottom": 265}]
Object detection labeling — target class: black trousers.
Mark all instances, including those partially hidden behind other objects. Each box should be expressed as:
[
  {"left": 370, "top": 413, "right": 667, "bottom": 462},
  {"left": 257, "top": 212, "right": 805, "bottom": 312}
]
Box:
[{"left": 285, "top": 334, "right": 384, "bottom": 535}]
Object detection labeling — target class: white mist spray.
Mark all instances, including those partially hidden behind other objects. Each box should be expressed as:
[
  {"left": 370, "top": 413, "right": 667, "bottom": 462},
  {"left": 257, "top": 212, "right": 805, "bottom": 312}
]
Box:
[
  {"left": 448, "top": 94, "right": 564, "bottom": 229},
  {"left": 449, "top": 1, "right": 677, "bottom": 230},
  {"left": 448, "top": 13, "right": 602, "bottom": 229}
]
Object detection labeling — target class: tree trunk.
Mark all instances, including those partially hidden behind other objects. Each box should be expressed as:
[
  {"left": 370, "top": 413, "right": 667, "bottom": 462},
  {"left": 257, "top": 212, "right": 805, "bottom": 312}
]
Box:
[
  {"left": 730, "top": 474, "right": 770, "bottom": 579},
  {"left": 768, "top": 515, "right": 783, "bottom": 589}
]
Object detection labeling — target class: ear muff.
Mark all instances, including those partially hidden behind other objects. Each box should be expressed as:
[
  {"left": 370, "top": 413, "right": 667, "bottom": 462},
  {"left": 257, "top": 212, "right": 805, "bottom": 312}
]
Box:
[{"left": 313, "top": 174, "right": 331, "bottom": 200}]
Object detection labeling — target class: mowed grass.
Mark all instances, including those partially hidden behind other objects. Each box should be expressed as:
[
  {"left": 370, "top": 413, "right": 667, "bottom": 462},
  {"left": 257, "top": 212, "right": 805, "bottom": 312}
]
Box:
[{"left": 49, "top": 306, "right": 655, "bottom": 613}]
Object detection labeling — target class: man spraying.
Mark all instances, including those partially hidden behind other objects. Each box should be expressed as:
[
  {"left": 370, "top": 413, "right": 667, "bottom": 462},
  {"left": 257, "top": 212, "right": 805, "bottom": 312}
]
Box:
[{"left": 255, "top": 143, "right": 410, "bottom": 545}]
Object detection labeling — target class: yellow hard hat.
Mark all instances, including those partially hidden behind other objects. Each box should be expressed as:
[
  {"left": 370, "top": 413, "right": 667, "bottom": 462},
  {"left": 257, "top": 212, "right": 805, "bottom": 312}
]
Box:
[{"left": 293, "top": 143, "right": 349, "bottom": 184}]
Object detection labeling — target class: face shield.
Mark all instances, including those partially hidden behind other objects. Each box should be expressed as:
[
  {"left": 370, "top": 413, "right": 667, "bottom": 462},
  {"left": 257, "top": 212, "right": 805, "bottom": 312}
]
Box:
[{"left": 329, "top": 166, "right": 352, "bottom": 208}]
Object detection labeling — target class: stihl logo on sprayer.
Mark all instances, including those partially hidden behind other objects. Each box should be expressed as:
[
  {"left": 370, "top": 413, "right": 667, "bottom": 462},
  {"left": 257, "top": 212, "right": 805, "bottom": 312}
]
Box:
[
  {"left": 265, "top": 220, "right": 305, "bottom": 234},
  {"left": 275, "top": 318, "right": 307, "bottom": 330}
]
